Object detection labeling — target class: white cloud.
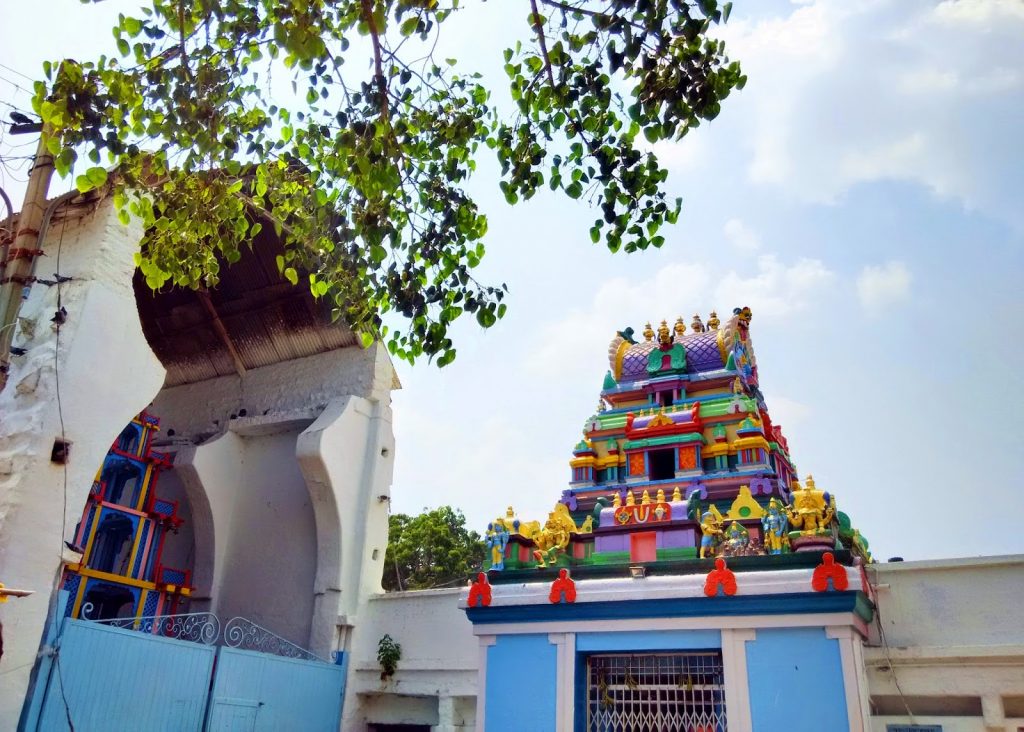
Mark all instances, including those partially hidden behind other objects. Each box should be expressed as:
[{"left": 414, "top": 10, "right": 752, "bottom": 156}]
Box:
[
  {"left": 723, "top": 218, "right": 761, "bottom": 252},
  {"left": 674, "top": 0, "right": 1024, "bottom": 228},
  {"left": 526, "top": 254, "right": 834, "bottom": 375},
  {"left": 857, "top": 261, "right": 912, "bottom": 313}
]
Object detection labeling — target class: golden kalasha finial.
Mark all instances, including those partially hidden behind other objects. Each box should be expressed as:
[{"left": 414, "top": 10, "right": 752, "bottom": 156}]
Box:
[
  {"left": 641, "top": 489, "right": 651, "bottom": 505},
  {"left": 612, "top": 492, "right": 622, "bottom": 508},
  {"left": 672, "top": 486, "right": 682, "bottom": 502},
  {"left": 626, "top": 490, "right": 636, "bottom": 506},
  {"left": 643, "top": 322, "right": 655, "bottom": 341},
  {"left": 806, "top": 474, "right": 817, "bottom": 491},
  {"left": 674, "top": 316, "right": 686, "bottom": 337},
  {"left": 707, "top": 311, "right": 720, "bottom": 330},
  {"left": 657, "top": 320, "right": 672, "bottom": 346},
  {"left": 506, "top": 506, "right": 515, "bottom": 521},
  {"left": 656, "top": 488, "right": 666, "bottom": 503},
  {"left": 691, "top": 314, "right": 705, "bottom": 333}
]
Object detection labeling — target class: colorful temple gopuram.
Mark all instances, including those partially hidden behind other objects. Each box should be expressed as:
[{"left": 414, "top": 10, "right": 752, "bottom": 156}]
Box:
[
  {"left": 482, "top": 307, "right": 871, "bottom": 573},
  {"left": 60, "top": 412, "right": 193, "bottom": 623},
  {"left": 464, "top": 307, "right": 877, "bottom": 732}
]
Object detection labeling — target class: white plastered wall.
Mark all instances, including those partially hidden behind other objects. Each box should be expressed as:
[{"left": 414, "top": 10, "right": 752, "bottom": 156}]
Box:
[
  {"left": 0, "top": 202, "right": 165, "bottom": 728},
  {"left": 345, "top": 587, "right": 479, "bottom": 732},
  {"left": 865, "top": 556, "right": 1024, "bottom": 732}
]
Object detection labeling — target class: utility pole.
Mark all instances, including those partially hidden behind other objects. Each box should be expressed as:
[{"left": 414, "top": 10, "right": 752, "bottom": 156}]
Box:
[{"left": 0, "top": 124, "right": 52, "bottom": 385}]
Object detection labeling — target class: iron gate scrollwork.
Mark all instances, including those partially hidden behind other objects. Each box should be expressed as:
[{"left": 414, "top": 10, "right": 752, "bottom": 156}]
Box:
[
  {"left": 90, "top": 609, "right": 221, "bottom": 645},
  {"left": 88, "top": 611, "right": 327, "bottom": 662},
  {"left": 223, "top": 616, "right": 328, "bottom": 662}
]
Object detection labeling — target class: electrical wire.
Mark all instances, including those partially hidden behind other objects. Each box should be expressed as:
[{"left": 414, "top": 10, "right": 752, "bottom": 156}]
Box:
[
  {"left": 0, "top": 62, "right": 36, "bottom": 84},
  {"left": 867, "top": 565, "right": 915, "bottom": 724},
  {"left": 50, "top": 208, "right": 76, "bottom": 732}
]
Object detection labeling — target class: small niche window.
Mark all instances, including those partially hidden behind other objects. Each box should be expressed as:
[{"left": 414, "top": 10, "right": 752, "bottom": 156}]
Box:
[
  {"left": 101, "top": 461, "right": 143, "bottom": 506},
  {"left": 117, "top": 424, "right": 141, "bottom": 454},
  {"left": 88, "top": 513, "right": 135, "bottom": 574},
  {"left": 648, "top": 448, "right": 675, "bottom": 481},
  {"left": 658, "top": 390, "right": 674, "bottom": 408}
]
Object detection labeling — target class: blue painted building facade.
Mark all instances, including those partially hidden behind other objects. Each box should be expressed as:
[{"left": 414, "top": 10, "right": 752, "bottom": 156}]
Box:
[{"left": 463, "top": 559, "right": 874, "bottom": 731}]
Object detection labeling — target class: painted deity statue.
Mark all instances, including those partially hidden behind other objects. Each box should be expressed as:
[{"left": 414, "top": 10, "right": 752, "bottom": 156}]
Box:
[
  {"left": 786, "top": 475, "right": 835, "bottom": 535},
  {"left": 699, "top": 510, "right": 724, "bottom": 559},
  {"left": 761, "top": 498, "right": 789, "bottom": 554},
  {"left": 723, "top": 521, "right": 749, "bottom": 554},
  {"left": 532, "top": 517, "right": 570, "bottom": 567},
  {"left": 485, "top": 520, "right": 511, "bottom": 571}
]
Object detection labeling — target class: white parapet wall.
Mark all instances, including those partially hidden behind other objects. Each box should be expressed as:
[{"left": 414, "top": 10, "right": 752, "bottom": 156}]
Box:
[
  {"left": 345, "top": 587, "right": 479, "bottom": 732},
  {"left": 864, "top": 555, "right": 1024, "bottom": 732},
  {"left": 0, "top": 199, "right": 166, "bottom": 727}
]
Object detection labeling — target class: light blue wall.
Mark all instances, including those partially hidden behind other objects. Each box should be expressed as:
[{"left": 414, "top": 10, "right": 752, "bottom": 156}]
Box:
[
  {"left": 746, "top": 627, "right": 849, "bottom": 732},
  {"left": 485, "top": 634, "right": 558, "bottom": 732},
  {"left": 576, "top": 629, "right": 721, "bottom": 652}
]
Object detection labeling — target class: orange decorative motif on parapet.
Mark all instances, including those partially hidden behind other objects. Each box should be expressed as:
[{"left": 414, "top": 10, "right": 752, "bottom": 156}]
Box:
[
  {"left": 468, "top": 572, "right": 492, "bottom": 607},
  {"left": 549, "top": 568, "right": 577, "bottom": 604},
  {"left": 703, "top": 558, "right": 737, "bottom": 597},
  {"left": 811, "top": 552, "right": 848, "bottom": 592}
]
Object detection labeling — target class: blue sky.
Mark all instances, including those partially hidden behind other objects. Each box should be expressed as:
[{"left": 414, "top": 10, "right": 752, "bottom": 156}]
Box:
[{"left": 3, "top": 0, "right": 1022, "bottom": 561}]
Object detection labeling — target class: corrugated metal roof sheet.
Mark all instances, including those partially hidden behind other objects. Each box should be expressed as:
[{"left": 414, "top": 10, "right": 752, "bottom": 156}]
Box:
[{"left": 134, "top": 227, "right": 360, "bottom": 387}]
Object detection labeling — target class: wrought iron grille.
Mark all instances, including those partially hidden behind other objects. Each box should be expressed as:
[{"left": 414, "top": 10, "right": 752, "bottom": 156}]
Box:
[
  {"left": 224, "top": 616, "right": 328, "bottom": 662},
  {"left": 586, "top": 652, "right": 726, "bottom": 732},
  {"left": 91, "top": 611, "right": 221, "bottom": 645}
]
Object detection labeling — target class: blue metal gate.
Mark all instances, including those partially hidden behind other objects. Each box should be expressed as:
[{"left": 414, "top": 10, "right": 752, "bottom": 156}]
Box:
[
  {"left": 207, "top": 647, "right": 346, "bottom": 731},
  {"left": 28, "top": 615, "right": 346, "bottom": 732},
  {"left": 36, "top": 618, "right": 216, "bottom": 731}
]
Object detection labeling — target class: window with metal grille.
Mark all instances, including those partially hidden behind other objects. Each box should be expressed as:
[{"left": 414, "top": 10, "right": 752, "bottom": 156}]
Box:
[{"left": 585, "top": 651, "right": 726, "bottom": 732}]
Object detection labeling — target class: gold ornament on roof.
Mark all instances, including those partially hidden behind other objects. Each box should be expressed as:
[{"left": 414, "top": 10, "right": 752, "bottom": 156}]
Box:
[
  {"left": 674, "top": 317, "right": 686, "bottom": 337},
  {"left": 643, "top": 322, "right": 655, "bottom": 342},
  {"left": 707, "top": 311, "right": 720, "bottom": 330},
  {"left": 657, "top": 320, "right": 673, "bottom": 346},
  {"left": 672, "top": 486, "right": 682, "bottom": 502},
  {"left": 691, "top": 314, "right": 705, "bottom": 333}
]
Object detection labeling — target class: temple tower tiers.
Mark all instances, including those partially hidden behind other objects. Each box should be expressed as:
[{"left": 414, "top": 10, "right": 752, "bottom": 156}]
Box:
[
  {"left": 484, "top": 306, "right": 872, "bottom": 572},
  {"left": 61, "top": 412, "right": 193, "bottom": 623}
]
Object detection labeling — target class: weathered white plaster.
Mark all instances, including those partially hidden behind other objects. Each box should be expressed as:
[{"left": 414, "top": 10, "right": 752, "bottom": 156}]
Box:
[
  {"left": 864, "top": 556, "right": 1024, "bottom": 732},
  {"left": 344, "top": 588, "right": 479, "bottom": 731},
  {"left": 0, "top": 202, "right": 165, "bottom": 727},
  {"left": 157, "top": 344, "right": 398, "bottom": 654},
  {"left": 150, "top": 342, "right": 390, "bottom": 439}
]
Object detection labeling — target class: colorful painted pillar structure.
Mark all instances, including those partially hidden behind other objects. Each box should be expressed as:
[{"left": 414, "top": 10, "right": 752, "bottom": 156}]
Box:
[
  {"left": 61, "top": 411, "right": 192, "bottom": 623},
  {"left": 465, "top": 308, "right": 875, "bottom": 732}
]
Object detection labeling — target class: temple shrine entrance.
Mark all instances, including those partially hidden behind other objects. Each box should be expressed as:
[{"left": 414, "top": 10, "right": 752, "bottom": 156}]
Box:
[{"left": 584, "top": 651, "right": 727, "bottom": 732}]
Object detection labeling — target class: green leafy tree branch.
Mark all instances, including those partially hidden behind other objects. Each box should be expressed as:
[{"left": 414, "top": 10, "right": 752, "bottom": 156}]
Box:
[{"left": 34, "top": 0, "right": 744, "bottom": 364}]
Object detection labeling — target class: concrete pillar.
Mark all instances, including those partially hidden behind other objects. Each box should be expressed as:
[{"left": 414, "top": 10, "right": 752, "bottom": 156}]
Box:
[
  {"left": 170, "top": 431, "right": 245, "bottom": 615},
  {"left": 0, "top": 202, "right": 164, "bottom": 727},
  {"left": 296, "top": 382, "right": 394, "bottom": 661}
]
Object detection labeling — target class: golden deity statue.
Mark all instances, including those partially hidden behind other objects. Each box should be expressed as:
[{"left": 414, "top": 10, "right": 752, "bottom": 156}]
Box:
[{"left": 786, "top": 475, "right": 835, "bottom": 535}]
